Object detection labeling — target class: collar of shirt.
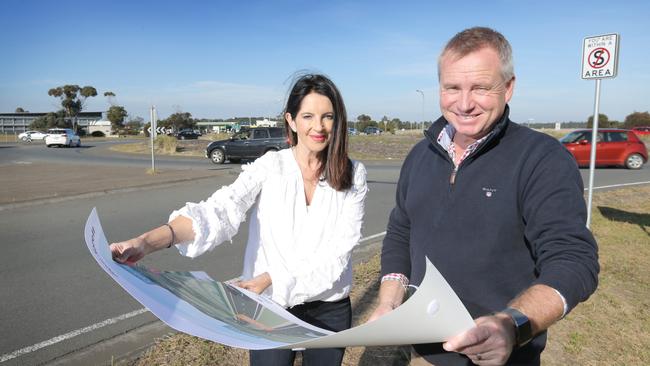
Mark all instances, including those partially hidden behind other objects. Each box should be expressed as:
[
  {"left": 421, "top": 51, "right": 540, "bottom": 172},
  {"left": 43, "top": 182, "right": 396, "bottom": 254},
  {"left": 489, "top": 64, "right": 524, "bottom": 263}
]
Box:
[{"left": 436, "top": 124, "right": 493, "bottom": 167}]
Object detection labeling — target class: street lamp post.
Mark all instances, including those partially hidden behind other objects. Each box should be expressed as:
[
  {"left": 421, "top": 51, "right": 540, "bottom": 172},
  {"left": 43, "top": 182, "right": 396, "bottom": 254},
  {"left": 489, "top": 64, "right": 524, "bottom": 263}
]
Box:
[{"left": 416, "top": 89, "right": 425, "bottom": 130}]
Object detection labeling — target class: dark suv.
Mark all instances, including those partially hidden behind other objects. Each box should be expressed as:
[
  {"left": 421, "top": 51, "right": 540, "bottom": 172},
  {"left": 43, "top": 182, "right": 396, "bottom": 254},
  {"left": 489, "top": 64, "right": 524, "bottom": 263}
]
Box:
[
  {"left": 175, "top": 130, "right": 201, "bottom": 140},
  {"left": 206, "top": 127, "right": 290, "bottom": 164}
]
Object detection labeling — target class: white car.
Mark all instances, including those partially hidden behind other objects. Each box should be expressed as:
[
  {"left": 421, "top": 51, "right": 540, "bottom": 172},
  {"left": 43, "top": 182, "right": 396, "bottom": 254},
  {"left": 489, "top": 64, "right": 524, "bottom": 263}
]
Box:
[
  {"left": 18, "top": 130, "right": 48, "bottom": 141},
  {"left": 45, "top": 128, "right": 81, "bottom": 147}
]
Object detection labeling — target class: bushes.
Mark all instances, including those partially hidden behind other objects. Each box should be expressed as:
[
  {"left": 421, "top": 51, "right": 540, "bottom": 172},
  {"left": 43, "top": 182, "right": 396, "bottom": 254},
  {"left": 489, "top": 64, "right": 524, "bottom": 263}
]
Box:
[
  {"left": 155, "top": 135, "right": 178, "bottom": 154},
  {"left": 91, "top": 131, "right": 105, "bottom": 137}
]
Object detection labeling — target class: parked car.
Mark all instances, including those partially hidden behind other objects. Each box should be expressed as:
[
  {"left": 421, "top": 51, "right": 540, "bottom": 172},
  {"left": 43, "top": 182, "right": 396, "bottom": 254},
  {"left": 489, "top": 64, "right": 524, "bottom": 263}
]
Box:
[
  {"left": 560, "top": 129, "right": 648, "bottom": 169},
  {"left": 205, "top": 127, "right": 290, "bottom": 164},
  {"left": 363, "top": 126, "right": 382, "bottom": 135},
  {"left": 45, "top": 128, "right": 81, "bottom": 148},
  {"left": 175, "top": 130, "right": 201, "bottom": 140},
  {"left": 632, "top": 126, "right": 650, "bottom": 136},
  {"left": 18, "top": 130, "right": 48, "bottom": 141},
  {"left": 347, "top": 127, "right": 359, "bottom": 135}
]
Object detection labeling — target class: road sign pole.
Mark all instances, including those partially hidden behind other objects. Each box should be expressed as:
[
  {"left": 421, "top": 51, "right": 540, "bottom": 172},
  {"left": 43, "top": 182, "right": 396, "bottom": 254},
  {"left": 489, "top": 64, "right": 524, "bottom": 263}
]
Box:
[
  {"left": 150, "top": 106, "right": 156, "bottom": 172},
  {"left": 586, "top": 79, "right": 601, "bottom": 229},
  {"left": 581, "top": 33, "right": 619, "bottom": 228}
]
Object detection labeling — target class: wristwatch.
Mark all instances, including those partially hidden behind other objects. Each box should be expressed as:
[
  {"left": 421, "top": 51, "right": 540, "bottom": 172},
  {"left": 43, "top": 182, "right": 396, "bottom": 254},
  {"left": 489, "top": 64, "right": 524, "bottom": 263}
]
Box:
[{"left": 501, "top": 308, "right": 533, "bottom": 348}]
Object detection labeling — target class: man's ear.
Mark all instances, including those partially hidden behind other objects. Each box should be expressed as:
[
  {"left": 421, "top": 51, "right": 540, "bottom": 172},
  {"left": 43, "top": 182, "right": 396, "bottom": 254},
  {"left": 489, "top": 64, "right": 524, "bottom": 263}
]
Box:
[{"left": 504, "top": 76, "right": 515, "bottom": 103}]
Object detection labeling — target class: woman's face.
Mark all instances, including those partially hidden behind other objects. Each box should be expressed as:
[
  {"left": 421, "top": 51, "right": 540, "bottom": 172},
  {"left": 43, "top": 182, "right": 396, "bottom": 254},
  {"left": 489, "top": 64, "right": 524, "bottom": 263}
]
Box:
[{"left": 286, "top": 92, "right": 334, "bottom": 154}]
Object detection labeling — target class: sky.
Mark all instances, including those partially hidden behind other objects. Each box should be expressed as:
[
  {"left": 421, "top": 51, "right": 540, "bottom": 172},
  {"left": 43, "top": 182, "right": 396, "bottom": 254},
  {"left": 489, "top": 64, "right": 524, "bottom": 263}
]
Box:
[{"left": 1, "top": 0, "right": 648, "bottom": 124}]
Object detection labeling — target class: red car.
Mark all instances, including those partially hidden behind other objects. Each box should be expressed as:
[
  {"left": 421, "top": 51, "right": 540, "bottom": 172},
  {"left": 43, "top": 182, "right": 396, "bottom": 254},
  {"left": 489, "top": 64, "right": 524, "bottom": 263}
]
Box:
[
  {"left": 560, "top": 129, "right": 648, "bottom": 169},
  {"left": 632, "top": 126, "right": 650, "bottom": 136}
]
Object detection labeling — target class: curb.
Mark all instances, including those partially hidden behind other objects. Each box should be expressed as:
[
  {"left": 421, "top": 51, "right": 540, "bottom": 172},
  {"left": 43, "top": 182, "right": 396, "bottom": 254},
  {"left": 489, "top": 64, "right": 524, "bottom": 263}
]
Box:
[{"left": 0, "top": 175, "right": 220, "bottom": 212}]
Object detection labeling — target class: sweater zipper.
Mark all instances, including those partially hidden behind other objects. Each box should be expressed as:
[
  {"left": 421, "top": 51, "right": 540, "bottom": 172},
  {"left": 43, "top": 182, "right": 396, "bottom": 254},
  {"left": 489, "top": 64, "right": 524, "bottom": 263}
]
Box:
[
  {"left": 450, "top": 166, "right": 458, "bottom": 185},
  {"left": 424, "top": 129, "right": 459, "bottom": 187}
]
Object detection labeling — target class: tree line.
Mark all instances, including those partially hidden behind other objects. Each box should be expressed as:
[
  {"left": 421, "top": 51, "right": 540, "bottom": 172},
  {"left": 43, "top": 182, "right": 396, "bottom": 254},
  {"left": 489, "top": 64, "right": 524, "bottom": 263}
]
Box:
[
  {"left": 586, "top": 112, "right": 650, "bottom": 128},
  {"left": 20, "top": 84, "right": 649, "bottom": 135}
]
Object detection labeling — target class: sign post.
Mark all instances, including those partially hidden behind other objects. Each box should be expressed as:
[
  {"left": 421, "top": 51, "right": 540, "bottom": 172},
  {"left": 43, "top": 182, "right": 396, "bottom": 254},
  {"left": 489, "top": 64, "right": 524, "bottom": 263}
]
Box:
[
  {"left": 581, "top": 33, "right": 619, "bottom": 228},
  {"left": 149, "top": 106, "right": 158, "bottom": 173}
]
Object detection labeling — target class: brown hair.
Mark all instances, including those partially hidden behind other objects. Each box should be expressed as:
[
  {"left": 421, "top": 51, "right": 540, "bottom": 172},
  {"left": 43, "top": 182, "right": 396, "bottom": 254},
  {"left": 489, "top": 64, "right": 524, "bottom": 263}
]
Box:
[
  {"left": 438, "top": 27, "right": 514, "bottom": 81},
  {"left": 283, "top": 73, "right": 353, "bottom": 191}
]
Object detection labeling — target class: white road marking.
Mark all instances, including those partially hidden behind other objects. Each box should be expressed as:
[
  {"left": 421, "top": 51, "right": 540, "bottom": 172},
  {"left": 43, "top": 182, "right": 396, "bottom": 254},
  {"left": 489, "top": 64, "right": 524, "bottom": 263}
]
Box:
[
  {"left": 588, "top": 180, "right": 650, "bottom": 191},
  {"left": 359, "top": 231, "right": 386, "bottom": 242},
  {"left": 0, "top": 308, "right": 148, "bottom": 362}
]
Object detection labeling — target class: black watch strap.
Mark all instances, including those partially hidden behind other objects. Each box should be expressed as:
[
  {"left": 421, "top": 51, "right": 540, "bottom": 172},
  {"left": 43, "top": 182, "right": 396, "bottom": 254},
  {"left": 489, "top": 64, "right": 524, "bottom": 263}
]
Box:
[{"left": 501, "top": 307, "right": 533, "bottom": 348}]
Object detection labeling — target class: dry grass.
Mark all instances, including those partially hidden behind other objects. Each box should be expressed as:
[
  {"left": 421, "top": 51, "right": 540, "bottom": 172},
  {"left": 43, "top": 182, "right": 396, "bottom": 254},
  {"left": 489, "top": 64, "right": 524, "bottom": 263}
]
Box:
[
  {"left": 541, "top": 186, "right": 650, "bottom": 365},
  {"left": 128, "top": 186, "right": 650, "bottom": 366}
]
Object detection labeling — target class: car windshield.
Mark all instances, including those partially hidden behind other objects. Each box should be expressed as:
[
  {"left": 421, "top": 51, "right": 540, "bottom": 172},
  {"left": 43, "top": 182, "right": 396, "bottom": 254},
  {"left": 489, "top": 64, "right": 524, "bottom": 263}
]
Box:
[{"left": 560, "top": 131, "right": 590, "bottom": 143}]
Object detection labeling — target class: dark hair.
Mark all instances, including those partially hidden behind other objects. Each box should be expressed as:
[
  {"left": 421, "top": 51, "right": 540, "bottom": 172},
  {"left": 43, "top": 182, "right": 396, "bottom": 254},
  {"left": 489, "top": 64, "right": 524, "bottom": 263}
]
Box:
[
  {"left": 438, "top": 27, "right": 514, "bottom": 81},
  {"left": 283, "top": 73, "right": 352, "bottom": 191}
]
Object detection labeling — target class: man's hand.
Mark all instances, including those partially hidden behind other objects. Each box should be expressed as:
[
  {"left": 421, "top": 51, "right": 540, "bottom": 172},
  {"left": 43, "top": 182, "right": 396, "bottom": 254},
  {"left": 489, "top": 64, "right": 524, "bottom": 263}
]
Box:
[
  {"left": 443, "top": 313, "right": 516, "bottom": 365},
  {"left": 236, "top": 272, "right": 272, "bottom": 294},
  {"left": 366, "top": 279, "right": 406, "bottom": 323},
  {"left": 367, "top": 301, "right": 396, "bottom": 322}
]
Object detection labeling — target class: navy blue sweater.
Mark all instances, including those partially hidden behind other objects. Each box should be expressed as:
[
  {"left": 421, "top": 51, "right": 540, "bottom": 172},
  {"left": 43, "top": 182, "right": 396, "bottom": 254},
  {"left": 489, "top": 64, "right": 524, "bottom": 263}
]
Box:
[{"left": 381, "top": 107, "right": 599, "bottom": 365}]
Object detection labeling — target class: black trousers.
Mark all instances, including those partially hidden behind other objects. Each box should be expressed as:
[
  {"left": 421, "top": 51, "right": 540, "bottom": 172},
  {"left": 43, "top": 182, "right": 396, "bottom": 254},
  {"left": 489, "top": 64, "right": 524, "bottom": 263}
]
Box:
[{"left": 249, "top": 297, "right": 352, "bottom": 366}]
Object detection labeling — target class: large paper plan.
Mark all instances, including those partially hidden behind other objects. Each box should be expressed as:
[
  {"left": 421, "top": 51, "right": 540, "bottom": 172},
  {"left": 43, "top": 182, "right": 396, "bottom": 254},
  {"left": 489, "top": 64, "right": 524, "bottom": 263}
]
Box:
[{"left": 85, "top": 208, "right": 475, "bottom": 349}]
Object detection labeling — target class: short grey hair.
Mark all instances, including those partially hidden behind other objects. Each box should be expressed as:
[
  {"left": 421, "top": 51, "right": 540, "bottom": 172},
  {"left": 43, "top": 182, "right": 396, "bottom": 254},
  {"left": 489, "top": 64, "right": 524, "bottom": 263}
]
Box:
[{"left": 437, "top": 27, "right": 514, "bottom": 82}]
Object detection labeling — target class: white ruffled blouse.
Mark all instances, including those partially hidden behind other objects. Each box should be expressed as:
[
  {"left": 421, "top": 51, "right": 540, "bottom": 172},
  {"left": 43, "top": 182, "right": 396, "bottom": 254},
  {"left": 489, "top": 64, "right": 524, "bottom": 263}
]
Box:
[{"left": 169, "top": 148, "right": 368, "bottom": 307}]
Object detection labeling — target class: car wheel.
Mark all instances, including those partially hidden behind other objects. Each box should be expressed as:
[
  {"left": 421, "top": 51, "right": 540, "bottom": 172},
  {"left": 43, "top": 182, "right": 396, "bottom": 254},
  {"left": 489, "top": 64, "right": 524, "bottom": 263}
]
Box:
[
  {"left": 21, "top": 136, "right": 28, "bottom": 141},
  {"left": 76, "top": 140, "right": 81, "bottom": 147},
  {"left": 210, "top": 149, "right": 226, "bottom": 164},
  {"left": 180, "top": 136, "right": 186, "bottom": 140},
  {"left": 625, "top": 153, "right": 644, "bottom": 170}
]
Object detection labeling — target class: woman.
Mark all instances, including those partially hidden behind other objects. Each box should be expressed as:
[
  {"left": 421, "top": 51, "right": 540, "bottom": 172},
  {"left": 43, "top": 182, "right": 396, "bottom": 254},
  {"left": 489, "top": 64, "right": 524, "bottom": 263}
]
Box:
[{"left": 110, "top": 73, "right": 367, "bottom": 366}]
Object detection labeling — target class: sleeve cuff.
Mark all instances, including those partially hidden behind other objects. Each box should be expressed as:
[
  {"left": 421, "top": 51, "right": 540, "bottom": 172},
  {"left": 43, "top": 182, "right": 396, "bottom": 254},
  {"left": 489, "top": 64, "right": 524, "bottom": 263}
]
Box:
[
  {"left": 267, "top": 266, "right": 296, "bottom": 308},
  {"left": 552, "top": 288, "right": 569, "bottom": 318}
]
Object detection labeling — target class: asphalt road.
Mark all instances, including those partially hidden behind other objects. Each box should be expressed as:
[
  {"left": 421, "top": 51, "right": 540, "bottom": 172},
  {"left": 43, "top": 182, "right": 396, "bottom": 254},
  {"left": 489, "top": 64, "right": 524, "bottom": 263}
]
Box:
[
  {"left": 0, "top": 139, "right": 209, "bottom": 170},
  {"left": 0, "top": 139, "right": 648, "bottom": 365}
]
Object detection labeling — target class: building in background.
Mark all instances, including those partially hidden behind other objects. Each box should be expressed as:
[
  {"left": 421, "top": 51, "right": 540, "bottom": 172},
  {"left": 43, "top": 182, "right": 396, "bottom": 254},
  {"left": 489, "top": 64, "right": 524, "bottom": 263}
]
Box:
[{"left": 0, "top": 112, "right": 103, "bottom": 134}]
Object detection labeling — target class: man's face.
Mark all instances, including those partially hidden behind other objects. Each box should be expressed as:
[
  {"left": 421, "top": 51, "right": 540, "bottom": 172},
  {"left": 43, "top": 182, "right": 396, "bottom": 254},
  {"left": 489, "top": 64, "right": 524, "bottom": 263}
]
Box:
[{"left": 439, "top": 47, "right": 514, "bottom": 142}]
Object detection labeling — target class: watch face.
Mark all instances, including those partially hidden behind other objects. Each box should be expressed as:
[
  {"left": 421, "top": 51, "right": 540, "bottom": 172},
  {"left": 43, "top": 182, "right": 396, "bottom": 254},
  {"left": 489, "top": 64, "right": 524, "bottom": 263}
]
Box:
[{"left": 504, "top": 308, "right": 532, "bottom": 347}]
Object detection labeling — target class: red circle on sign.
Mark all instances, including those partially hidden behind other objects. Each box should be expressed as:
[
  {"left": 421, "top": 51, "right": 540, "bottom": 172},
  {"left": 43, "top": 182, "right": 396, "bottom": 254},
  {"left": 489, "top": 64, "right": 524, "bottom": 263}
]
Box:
[{"left": 588, "top": 47, "right": 610, "bottom": 69}]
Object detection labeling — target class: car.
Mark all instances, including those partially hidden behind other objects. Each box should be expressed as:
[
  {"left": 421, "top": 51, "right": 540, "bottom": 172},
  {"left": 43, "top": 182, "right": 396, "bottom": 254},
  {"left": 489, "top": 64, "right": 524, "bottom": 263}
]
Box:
[
  {"left": 18, "top": 130, "right": 48, "bottom": 141},
  {"left": 363, "top": 126, "right": 382, "bottom": 135},
  {"left": 632, "top": 126, "right": 650, "bottom": 136},
  {"left": 205, "top": 127, "right": 290, "bottom": 164},
  {"left": 45, "top": 128, "right": 81, "bottom": 148},
  {"left": 560, "top": 129, "right": 648, "bottom": 169},
  {"left": 175, "top": 130, "right": 201, "bottom": 140},
  {"left": 347, "top": 127, "right": 359, "bottom": 135}
]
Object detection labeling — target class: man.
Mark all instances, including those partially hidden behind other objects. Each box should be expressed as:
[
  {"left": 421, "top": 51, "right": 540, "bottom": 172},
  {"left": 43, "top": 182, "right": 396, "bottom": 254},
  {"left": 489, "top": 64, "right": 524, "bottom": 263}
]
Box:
[{"left": 369, "top": 27, "right": 599, "bottom": 365}]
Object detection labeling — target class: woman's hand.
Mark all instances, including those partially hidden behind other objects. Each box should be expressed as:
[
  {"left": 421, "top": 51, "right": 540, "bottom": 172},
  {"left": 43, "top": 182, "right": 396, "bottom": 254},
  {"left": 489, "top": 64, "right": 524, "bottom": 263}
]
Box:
[
  {"left": 235, "top": 272, "right": 272, "bottom": 294},
  {"left": 110, "top": 237, "right": 150, "bottom": 264}
]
